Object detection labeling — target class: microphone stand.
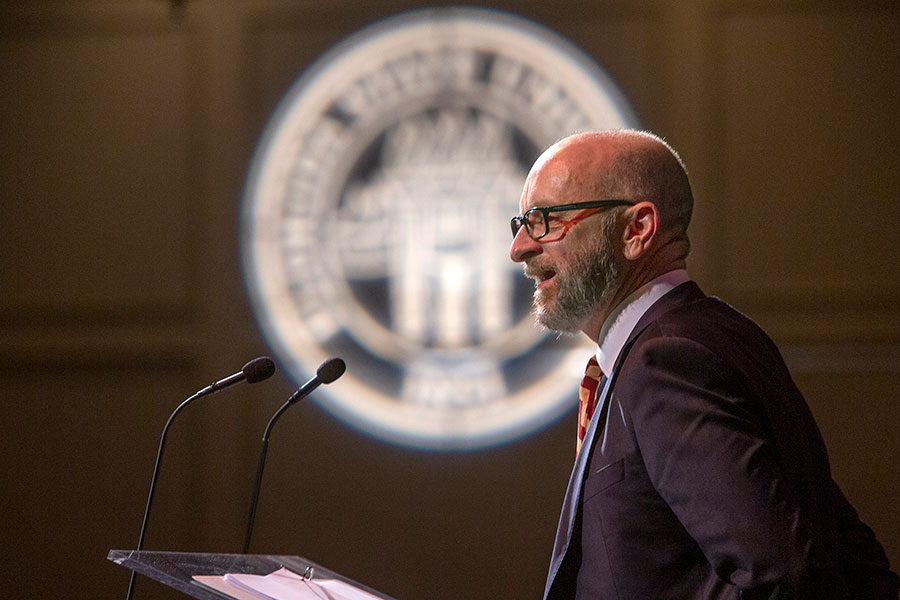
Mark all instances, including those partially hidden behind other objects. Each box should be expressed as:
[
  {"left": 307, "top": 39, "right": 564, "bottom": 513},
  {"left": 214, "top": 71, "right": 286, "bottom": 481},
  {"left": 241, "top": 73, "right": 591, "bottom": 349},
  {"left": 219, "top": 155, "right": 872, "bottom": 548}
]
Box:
[
  {"left": 241, "top": 385, "right": 319, "bottom": 554},
  {"left": 125, "top": 357, "right": 274, "bottom": 600},
  {"left": 125, "top": 389, "right": 202, "bottom": 600}
]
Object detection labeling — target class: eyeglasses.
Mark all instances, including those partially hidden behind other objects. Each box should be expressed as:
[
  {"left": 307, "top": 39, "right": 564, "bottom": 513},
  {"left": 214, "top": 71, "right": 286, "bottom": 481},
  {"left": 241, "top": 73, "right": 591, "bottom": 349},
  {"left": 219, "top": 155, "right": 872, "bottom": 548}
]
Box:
[{"left": 510, "top": 200, "right": 635, "bottom": 241}]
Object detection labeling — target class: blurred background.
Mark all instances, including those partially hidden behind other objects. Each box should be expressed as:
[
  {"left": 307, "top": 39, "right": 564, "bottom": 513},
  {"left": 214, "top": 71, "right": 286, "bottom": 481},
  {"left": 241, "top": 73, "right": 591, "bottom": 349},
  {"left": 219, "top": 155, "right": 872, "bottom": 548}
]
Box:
[{"left": 1, "top": 1, "right": 897, "bottom": 599}]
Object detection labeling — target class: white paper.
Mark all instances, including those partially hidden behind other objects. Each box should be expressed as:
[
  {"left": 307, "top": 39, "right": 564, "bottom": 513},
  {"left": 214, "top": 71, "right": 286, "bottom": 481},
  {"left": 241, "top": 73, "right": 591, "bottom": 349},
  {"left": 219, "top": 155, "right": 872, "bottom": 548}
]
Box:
[
  {"left": 313, "top": 579, "right": 386, "bottom": 600},
  {"left": 205, "top": 567, "right": 384, "bottom": 600},
  {"left": 192, "top": 575, "right": 264, "bottom": 600}
]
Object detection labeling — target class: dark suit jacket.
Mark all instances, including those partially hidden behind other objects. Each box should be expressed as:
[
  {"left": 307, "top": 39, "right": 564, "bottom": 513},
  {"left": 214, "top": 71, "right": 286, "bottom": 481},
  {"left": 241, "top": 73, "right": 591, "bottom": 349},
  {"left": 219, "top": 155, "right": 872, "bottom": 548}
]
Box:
[{"left": 545, "top": 282, "right": 898, "bottom": 600}]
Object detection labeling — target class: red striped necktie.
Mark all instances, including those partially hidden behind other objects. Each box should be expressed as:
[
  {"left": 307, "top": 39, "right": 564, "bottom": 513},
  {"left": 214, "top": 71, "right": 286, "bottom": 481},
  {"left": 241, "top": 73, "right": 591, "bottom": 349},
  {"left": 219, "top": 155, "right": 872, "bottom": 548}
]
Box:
[{"left": 577, "top": 356, "right": 605, "bottom": 455}]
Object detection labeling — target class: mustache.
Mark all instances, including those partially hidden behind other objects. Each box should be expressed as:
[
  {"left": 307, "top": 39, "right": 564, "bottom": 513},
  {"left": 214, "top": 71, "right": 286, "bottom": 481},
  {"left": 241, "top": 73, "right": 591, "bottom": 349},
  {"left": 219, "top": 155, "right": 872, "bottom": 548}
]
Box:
[{"left": 523, "top": 259, "right": 555, "bottom": 280}]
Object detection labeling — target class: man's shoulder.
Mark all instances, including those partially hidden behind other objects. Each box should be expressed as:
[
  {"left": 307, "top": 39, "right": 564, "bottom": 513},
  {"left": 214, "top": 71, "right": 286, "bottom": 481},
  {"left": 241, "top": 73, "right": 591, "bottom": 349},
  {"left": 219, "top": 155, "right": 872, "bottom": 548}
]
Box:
[
  {"left": 637, "top": 283, "right": 764, "bottom": 342},
  {"left": 621, "top": 287, "right": 784, "bottom": 374},
  {"left": 657, "top": 294, "right": 757, "bottom": 332}
]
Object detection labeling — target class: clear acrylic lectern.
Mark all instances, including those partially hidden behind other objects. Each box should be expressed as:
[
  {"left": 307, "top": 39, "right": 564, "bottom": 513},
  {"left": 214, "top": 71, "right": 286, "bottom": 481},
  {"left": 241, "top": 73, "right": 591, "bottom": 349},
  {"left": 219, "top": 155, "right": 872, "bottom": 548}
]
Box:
[{"left": 108, "top": 550, "right": 398, "bottom": 600}]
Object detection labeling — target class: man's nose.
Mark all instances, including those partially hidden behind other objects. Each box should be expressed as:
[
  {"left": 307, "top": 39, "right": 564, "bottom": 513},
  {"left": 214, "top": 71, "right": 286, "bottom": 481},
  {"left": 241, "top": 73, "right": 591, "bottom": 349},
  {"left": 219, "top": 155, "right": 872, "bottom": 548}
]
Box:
[{"left": 510, "top": 226, "right": 542, "bottom": 263}]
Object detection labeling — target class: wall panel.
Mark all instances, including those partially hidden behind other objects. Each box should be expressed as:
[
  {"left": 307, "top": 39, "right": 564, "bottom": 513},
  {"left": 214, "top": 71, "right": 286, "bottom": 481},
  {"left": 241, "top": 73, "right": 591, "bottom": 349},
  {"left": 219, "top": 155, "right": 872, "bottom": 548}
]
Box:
[
  {"left": 795, "top": 369, "right": 900, "bottom": 567},
  {"left": 708, "top": 4, "right": 900, "bottom": 342},
  {"left": 0, "top": 23, "right": 197, "bottom": 319},
  {"left": 0, "top": 361, "right": 197, "bottom": 600}
]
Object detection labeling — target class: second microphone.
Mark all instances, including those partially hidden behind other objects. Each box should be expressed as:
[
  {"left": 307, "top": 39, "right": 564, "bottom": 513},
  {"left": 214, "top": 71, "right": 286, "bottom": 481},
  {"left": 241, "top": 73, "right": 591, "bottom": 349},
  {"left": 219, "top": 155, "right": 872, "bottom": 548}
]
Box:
[{"left": 242, "top": 357, "right": 346, "bottom": 553}]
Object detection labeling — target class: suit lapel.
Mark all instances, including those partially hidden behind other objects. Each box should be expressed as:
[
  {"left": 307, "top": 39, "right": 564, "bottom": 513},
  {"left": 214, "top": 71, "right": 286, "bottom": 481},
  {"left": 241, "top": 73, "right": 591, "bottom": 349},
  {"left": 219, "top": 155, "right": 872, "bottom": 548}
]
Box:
[{"left": 544, "top": 373, "right": 612, "bottom": 599}]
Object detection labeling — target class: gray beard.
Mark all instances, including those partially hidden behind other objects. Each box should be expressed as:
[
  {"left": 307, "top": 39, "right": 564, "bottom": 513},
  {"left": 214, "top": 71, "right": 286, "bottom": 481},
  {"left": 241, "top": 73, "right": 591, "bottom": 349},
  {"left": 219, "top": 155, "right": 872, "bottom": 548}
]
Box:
[{"left": 532, "top": 223, "right": 620, "bottom": 333}]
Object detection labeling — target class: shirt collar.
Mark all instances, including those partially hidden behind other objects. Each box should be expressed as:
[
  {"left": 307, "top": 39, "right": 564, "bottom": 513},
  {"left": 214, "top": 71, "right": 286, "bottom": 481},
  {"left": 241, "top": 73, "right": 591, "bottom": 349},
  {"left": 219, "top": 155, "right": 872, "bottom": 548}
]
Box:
[{"left": 595, "top": 269, "right": 690, "bottom": 374}]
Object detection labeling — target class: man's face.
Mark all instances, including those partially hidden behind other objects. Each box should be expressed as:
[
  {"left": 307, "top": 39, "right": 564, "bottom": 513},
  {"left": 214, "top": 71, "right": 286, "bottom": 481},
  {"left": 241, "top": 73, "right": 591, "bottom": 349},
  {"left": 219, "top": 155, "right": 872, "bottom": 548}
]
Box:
[
  {"left": 510, "top": 153, "right": 623, "bottom": 333},
  {"left": 523, "top": 212, "right": 620, "bottom": 332}
]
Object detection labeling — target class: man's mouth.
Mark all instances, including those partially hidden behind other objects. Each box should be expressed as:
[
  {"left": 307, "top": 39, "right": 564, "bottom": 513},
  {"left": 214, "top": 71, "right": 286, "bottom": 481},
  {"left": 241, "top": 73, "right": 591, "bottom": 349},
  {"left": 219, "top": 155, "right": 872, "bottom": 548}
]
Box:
[
  {"left": 537, "top": 271, "right": 555, "bottom": 288},
  {"left": 525, "top": 264, "right": 556, "bottom": 288}
]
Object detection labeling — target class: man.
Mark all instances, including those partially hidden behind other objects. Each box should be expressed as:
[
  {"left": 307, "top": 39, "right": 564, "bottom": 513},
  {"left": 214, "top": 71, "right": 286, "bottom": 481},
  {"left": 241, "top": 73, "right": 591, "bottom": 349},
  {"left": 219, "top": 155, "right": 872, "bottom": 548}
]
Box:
[{"left": 509, "top": 130, "right": 898, "bottom": 599}]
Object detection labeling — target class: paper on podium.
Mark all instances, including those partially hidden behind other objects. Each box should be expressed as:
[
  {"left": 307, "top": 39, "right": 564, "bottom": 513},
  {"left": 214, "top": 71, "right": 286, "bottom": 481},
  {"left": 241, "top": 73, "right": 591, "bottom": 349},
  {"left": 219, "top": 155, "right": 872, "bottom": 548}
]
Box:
[
  {"left": 192, "top": 575, "right": 262, "bottom": 600},
  {"left": 194, "top": 567, "right": 384, "bottom": 600}
]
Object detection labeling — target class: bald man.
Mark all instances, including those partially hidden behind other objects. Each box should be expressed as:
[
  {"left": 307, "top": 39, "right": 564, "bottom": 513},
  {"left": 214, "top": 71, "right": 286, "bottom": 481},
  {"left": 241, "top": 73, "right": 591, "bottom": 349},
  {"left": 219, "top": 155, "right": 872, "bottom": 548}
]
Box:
[{"left": 510, "top": 130, "right": 898, "bottom": 599}]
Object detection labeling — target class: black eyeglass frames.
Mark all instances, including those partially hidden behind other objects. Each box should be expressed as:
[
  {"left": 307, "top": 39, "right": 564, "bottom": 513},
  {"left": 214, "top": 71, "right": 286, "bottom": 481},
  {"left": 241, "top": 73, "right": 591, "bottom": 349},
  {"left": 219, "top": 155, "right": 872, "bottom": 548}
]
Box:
[{"left": 510, "top": 200, "right": 635, "bottom": 240}]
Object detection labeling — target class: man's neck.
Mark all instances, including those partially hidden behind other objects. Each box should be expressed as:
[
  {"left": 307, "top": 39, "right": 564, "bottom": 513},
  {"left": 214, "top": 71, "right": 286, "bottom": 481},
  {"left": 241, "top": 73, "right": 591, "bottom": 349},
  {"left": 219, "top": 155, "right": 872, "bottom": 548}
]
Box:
[
  {"left": 587, "top": 269, "right": 689, "bottom": 374},
  {"left": 581, "top": 255, "right": 687, "bottom": 344}
]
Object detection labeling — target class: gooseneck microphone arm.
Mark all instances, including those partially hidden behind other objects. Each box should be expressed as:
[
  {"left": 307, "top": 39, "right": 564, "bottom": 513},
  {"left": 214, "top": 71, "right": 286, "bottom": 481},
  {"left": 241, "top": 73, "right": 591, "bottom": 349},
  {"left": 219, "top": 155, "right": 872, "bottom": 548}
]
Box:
[
  {"left": 242, "top": 357, "right": 345, "bottom": 554},
  {"left": 124, "top": 356, "right": 275, "bottom": 600}
]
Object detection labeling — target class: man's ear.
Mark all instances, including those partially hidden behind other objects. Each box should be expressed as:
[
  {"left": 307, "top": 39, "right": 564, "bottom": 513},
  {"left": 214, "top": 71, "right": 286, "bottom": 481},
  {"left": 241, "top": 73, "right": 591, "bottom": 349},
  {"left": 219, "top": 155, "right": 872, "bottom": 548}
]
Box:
[{"left": 621, "top": 202, "right": 659, "bottom": 260}]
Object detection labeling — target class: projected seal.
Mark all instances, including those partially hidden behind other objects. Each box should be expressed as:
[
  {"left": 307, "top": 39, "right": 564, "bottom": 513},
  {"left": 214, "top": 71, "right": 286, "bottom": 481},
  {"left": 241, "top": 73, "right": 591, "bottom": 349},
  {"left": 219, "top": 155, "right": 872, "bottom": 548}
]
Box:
[{"left": 242, "top": 8, "right": 637, "bottom": 449}]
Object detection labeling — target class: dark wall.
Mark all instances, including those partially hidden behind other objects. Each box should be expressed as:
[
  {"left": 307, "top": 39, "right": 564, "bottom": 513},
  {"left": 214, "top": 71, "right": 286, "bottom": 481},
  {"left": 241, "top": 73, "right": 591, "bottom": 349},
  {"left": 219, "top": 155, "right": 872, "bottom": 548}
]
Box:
[{"left": 1, "top": 2, "right": 898, "bottom": 599}]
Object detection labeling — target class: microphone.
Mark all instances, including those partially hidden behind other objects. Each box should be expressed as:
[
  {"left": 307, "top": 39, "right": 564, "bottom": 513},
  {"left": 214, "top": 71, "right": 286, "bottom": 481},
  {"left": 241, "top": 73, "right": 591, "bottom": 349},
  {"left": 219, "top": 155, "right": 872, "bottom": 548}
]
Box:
[
  {"left": 195, "top": 356, "right": 277, "bottom": 395},
  {"left": 125, "top": 357, "right": 276, "bottom": 600},
  {"left": 242, "top": 357, "right": 346, "bottom": 554}
]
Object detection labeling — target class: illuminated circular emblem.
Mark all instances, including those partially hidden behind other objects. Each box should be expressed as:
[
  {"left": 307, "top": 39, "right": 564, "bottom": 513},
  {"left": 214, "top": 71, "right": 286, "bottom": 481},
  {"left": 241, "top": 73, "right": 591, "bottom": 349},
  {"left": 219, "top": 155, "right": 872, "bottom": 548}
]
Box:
[{"left": 242, "top": 8, "right": 637, "bottom": 449}]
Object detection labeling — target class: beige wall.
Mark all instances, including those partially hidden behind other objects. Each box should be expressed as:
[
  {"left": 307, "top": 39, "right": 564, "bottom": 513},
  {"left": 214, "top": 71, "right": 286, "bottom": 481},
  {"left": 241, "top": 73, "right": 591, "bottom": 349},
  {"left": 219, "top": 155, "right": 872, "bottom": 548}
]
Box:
[{"left": 1, "top": 2, "right": 897, "bottom": 599}]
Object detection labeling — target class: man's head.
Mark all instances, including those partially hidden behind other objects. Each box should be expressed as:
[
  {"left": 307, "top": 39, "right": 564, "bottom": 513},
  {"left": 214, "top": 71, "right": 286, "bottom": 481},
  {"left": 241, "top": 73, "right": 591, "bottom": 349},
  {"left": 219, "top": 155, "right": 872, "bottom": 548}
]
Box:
[{"left": 509, "top": 130, "right": 693, "bottom": 340}]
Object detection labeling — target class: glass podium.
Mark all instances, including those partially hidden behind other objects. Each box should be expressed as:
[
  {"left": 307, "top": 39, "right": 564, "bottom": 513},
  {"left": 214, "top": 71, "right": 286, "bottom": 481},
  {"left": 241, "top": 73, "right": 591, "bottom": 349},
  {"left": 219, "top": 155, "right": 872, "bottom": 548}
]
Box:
[{"left": 108, "top": 550, "right": 398, "bottom": 600}]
